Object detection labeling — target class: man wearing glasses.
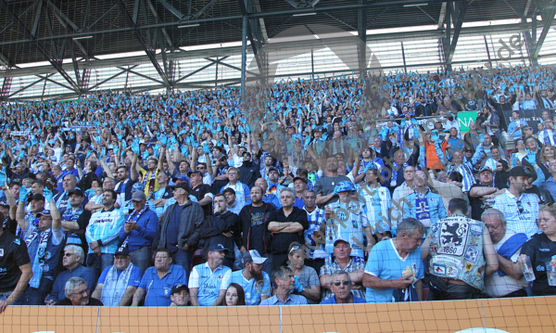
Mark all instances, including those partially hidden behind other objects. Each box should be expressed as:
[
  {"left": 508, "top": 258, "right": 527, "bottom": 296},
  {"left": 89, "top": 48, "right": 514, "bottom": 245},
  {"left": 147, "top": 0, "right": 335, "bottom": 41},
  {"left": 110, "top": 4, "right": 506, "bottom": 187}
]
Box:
[
  {"left": 493, "top": 166, "right": 540, "bottom": 238},
  {"left": 56, "top": 277, "right": 103, "bottom": 306},
  {"left": 321, "top": 271, "right": 366, "bottom": 304},
  {"left": 131, "top": 248, "right": 187, "bottom": 306}
]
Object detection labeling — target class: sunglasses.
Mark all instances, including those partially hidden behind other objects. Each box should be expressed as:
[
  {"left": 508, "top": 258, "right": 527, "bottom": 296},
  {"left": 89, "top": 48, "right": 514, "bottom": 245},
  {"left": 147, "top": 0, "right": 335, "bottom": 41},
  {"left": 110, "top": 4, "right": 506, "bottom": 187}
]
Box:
[{"left": 333, "top": 281, "right": 350, "bottom": 286}]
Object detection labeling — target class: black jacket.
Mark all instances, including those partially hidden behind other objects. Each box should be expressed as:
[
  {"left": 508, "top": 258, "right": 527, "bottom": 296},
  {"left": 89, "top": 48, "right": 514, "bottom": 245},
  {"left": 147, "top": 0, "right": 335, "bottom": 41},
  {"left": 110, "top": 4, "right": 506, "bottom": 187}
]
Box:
[
  {"left": 238, "top": 203, "right": 276, "bottom": 255},
  {"left": 199, "top": 211, "right": 240, "bottom": 262},
  {"left": 239, "top": 160, "right": 261, "bottom": 189}
]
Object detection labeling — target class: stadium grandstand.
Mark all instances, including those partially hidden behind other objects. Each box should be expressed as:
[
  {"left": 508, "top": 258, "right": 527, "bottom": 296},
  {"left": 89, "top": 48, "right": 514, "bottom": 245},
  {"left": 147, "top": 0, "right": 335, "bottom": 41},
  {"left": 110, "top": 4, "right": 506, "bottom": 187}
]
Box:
[{"left": 1, "top": 0, "right": 556, "bottom": 332}]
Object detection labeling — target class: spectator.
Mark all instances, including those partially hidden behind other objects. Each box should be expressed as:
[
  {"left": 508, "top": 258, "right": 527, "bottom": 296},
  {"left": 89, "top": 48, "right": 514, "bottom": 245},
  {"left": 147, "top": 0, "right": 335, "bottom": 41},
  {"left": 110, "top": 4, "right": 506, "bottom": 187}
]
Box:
[
  {"left": 320, "top": 238, "right": 365, "bottom": 302},
  {"left": 222, "top": 250, "right": 272, "bottom": 305},
  {"left": 154, "top": 182, "right": 203, "bottom": 280},
  {"left": 260, "top": 266, "right": 307, "bottom": 306},
  {"left": 469, "top": 167, "right": 505, "bottom": 221},
  {"left": 220, "top": 167, "right": 251, "bottom": 208},
  {"left": 45, "top": 245, "right": 95, "bottom": 304},
  {"left": 423, "top": 198, "right": 498, "bottom": 300},
  {"left": 0, "top": 210, "right": 32, "bottom": 314},
  {"left": 132, "top": 248, "right": 187, "bottom": 306},
  {"left": 482, "top": 209, "right": 528, "bottom": 297},
  {"left": 118, "top": 191, "right": 158, "bottom": 275},
  {"left": 301, "top": 189, "right": 327, "bottom": 273},
  {"left": 188, "top": 170, "right": 214, "bottom": 217},
  {"left": 363, "top": 218, "right": 425, "bottom": 303},
  {"left": 402, "top": 170, "right": 447, "bottom": 230},
  {"left": 492, "top": 166, "right": 540, "bottom": 238},
  {"left": 267, "top": 188, "right": 309, "bottom": 270},
  {"left": 314, "top": 157, "right": 350, "bottom": 206},
  {"left": 16, "top": 188, "right": 63, "bottom": 305},
  {"left": 55, "top": 277, "right": 103, "bottom": 306},
  {"left": 169, "top": 284, "right": 190, "bottom": 306},
  {"left": 91, "top": 246, "right": 141, "bottom": 306},
  {"left": 189, "top": 244, "right": 231, "bottom": 306},
  {"left": 222, "top": 188, "right": 242, "bottom": 215},
  {"left": 85, "top": 189, "right": 125, "bottom": 281},
  {"left": 224, "top": 283, "right": 246, "bottom": 306},
  {"left": 321, "top": 270, "right": 366, "bottom": 304},
  {"left": 287, "top": 242, "right": 321, "bottom": 304}
]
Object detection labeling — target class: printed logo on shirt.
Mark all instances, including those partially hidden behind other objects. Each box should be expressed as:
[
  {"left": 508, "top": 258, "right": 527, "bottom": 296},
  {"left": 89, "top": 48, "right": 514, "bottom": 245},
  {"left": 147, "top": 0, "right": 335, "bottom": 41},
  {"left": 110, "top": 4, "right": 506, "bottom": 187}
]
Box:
[
  {"left": 13, "top": 238, "right": 21, "bottom": 245},
  {"left": 446, "top": 266, "right": 458, "bottom": 278},
  {"left": 470, "top": 224, "right": 482, "bottom": 235},
  {"left": 539, "top": 248, "right": 551, "bottom": 252},
  {"left": 0, "top": 249, "right": 3, "bottom": 257},
  {"left": 536, "top": 265, "right": 546, "bottom": 272},
  {"left": 433, "top": 264, "right": 446, "bottom": 275},
  {"left": 465, "top": 262, "right": 474, "bottom": 271},
  {"left": 464, "top": 247, "right": 479, "bottom": 263},
  {"left": 438, "top": 222, "right": 468, "bottom": 256}
]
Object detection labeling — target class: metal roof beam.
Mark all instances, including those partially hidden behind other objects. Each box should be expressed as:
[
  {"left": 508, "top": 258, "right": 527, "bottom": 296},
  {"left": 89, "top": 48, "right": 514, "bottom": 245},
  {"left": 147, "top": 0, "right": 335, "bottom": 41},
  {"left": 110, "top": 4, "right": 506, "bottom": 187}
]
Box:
[
  {"left": 115, "top": 0, "right": 171, "bottom": 87},
  {"left": 0, "top": 0, "right": 81, "bottom": 93},
  {"left": 531, "top": 6, "right": 556, "bottom": 59},
  {"left": 157, "top": 0, "right": 185, "bottom": 20},
  {"left": 446, "top": 0, "right": 468, "bottom": 66},
  {"left": 191, "top": 0, "right": 219, "bottom": 20}
]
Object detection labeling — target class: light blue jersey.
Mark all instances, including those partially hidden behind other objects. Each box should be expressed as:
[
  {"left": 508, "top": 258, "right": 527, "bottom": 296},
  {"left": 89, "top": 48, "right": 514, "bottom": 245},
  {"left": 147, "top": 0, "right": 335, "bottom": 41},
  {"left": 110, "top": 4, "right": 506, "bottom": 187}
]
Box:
[
  {"left": 222, "top": 270, "right": 271, "bottom": 305},
  {"left": 189, "top": 263, "right": 231, "bottom": 306},
  {"left": 364, "top": 239, "right": 424, "bottom": 303}
]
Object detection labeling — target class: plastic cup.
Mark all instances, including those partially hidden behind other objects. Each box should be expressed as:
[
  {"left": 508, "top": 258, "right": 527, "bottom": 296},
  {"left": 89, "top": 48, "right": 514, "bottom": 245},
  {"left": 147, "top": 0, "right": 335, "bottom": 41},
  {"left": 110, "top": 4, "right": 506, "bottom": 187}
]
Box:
[{"left": 519, "top": 257, "right": 536, "bottom": 282}]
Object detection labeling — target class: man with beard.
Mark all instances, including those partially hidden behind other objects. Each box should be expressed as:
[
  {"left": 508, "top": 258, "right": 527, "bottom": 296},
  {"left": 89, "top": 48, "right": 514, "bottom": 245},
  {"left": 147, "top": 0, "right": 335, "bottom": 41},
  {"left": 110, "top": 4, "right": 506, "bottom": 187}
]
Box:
[
  {"left": 189, "top": 244, "right": 231, "bottom": 306},
  {"left": 222, "top": 250, "right": 272, "bottom": 305},
  {"left": 314, "top": 156, "right": 351, "bottom": 207},
  {"left": 469, "top": 167, "right": 505, "bottom": 221},
  {"left": 199, "top": 194, "right": 239, "bottom": 269},
  {"left": 91, "top": 247, "right": 141, "bottom": 306},
  {"left": 211, "top": 153, "right": 231, "bottom": 194},
  {"left": 238, "top": 186, "right": 276, "bottom": 275},
  {"left": 61, "top": 189, "right": 91, "bottom": 254},
  {"left": 114, "top": 166, "right": 135, "bottom": 202},
  {"left": 85, "top": 190, "right": 125, "bottom": 281}
]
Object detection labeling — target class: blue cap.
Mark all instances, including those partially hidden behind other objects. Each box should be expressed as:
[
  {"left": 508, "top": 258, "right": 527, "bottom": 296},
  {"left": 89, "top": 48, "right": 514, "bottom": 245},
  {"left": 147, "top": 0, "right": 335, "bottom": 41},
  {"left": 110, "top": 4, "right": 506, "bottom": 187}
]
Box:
[
  {"left": 208, "top": 243, "right": 229, "bottom": 253},
  {"left": 334, "top": 180, "right": 355, "bottom": 193}
]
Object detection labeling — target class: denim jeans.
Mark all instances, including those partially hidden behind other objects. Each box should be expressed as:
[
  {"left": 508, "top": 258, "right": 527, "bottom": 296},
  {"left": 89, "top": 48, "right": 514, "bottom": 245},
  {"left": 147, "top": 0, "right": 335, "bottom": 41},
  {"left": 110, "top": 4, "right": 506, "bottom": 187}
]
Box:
[
  {"left": 173, "top": 249, "right": 192, "bottom": 281},
  {"left": 14, "top": 277, "right": 53, "bottom": 305},
  {"left": 130, "top": 246, "right": 151, "bottom": 276},
  {"left": 87, "top": 253, "right": 115, "bottom": 282}
]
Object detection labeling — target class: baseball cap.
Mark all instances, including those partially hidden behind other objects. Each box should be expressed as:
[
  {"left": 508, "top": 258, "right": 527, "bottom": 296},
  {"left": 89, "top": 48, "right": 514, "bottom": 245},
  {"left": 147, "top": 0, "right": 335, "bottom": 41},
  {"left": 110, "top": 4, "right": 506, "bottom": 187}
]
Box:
[
  {"left": 114, "top": 247, "right": 130, "bottom": 257},
  {"left": 216, "top": 153, "right": 227, "bottom": 161},
  {"left": 131, "top": 191, "right": 146, "bottom": 202},
  {"left": 313, "top": 126, "right": 323, "bottom": 132},
  {"left": 268, "top": 167, "right": 279, "bottom": 174},
  {"left": 28, "top": 193, "right": 45, "bottom": 202},
  {"left": 508, "top": 166, "right": 533, "bottom": 178},
  {"left": 208, "top": 243, "right": 229, "bottom": 253},
  {"left": 242, "top": 250, "right": 268, "bottom": 265},
  {"left": 188, "top": 170, "right": 203, "bottom": 178},
  {"left": 173, "top": 175, "right": 189, "bottom": 183},
  {"left": 242, "top": 151, "right": 252, "bottom": 157},
  {"left": 293, "top": 176, "right": 307, "bottom": 184},
  {"left": 479, "top": 166, "right": 493, "bottom": 174},
  {"left": 171, "top": 284, "right": 189, "bottom": 295},
  {"left": 173, "top": 182, "right": 191, "bottom": 193},
  {"left": 334, "top": 180, "right": 356, "bottom": 193},
  {"left": 333, "top": 238, "right": 350, "bottom": 246},
  {"left": 68, "top": 189, "right": 85, "bottom": 197},
  {"left": 36, "top": 210, "right": 51, "bottom": 218},
  {"left": 222, "top": 187, "right": 236, "bottom": 195}
]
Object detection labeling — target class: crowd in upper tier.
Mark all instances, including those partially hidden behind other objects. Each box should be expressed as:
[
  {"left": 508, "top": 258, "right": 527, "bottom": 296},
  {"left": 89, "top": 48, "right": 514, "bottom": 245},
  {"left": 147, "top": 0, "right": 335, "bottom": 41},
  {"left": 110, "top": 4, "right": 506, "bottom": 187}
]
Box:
[{"left": 1, "top": 64, "right": 556, "bottom": 310}]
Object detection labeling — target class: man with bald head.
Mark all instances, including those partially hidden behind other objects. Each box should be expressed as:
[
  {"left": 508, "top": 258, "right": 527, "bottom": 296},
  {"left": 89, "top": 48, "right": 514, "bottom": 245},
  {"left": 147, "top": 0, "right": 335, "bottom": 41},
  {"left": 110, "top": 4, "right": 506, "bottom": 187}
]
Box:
[
  {"left": 255, "top": 178, "right": 280, "bottom": 209},
  {"left": 53, "top": 174, "right": 78, "bottom": 210},
  {"left": 238, "top": 185, "right": 276, "bottom": 275},
  {"left": 482, "top": 209, "right": 528, "bottom": 297}
]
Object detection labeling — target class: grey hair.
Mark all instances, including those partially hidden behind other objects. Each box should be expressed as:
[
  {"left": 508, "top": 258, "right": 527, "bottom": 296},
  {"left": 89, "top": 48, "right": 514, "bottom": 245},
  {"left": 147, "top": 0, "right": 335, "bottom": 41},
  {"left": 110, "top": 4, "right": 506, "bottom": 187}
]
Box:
[
  {"left": 302, "top": 189, "right": 316, "bottom": 198},
  {"left": 280, "top": 187, "right": 295, "bottom": 199},
  {"left": 64, "top": 277, "right": 87, "bottom": 298},
  {"left": 481, "top": 208, "right": 506, "bottom": 225},
  {"left": 330, "top": 270, "right": 352, "bottom": 286},
  {"left": 397, "top": 218, "right": 425, "bottom": 237},
  {"left": 64, "top": 244, "right": 85, "bottom": 265}
]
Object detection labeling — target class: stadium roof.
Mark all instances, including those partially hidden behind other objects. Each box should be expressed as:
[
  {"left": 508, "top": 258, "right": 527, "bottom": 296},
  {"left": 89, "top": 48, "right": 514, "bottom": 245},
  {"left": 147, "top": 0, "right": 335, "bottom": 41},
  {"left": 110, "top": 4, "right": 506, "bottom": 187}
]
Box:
[{"left": 0, "top": 0, "right": 554, "bottom": 98}]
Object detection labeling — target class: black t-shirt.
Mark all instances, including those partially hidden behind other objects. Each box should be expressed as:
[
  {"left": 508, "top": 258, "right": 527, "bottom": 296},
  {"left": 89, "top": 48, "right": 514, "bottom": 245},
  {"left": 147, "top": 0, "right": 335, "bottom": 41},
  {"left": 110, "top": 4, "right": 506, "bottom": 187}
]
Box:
[
  {"left": 468, "top": 184, "right": 493, "bottom": 221},
  {"left": 248, "top": 205, "right": 268, "bottom": 255},
  {"left": 56, "top": 297, "right": 104, "bottom": 306},
  {"left": 521, "top": 233, "right": 556, "bottom": 296},
  {"left": 191, "top": 184, "right": 213, "bottom": 216},
  {"left": 267, "top": 207, "right": 309, "bottom": 255},
  {"left": 0, "top": 231, "right": 30, "bottom": 292}
]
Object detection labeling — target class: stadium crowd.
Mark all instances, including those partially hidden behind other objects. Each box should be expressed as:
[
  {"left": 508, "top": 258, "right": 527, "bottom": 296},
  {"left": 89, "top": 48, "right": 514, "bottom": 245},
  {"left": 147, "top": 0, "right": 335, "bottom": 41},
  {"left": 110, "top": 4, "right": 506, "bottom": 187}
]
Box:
[{"left": 1, "top": 64, "right": 556, "bottom": 310}]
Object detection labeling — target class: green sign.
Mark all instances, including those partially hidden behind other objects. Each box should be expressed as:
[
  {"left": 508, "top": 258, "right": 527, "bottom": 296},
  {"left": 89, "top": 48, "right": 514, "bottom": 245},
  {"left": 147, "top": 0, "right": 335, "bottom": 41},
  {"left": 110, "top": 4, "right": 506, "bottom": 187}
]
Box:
[{"left": 458, "top": 111, "right": 478, "bottom": 134}]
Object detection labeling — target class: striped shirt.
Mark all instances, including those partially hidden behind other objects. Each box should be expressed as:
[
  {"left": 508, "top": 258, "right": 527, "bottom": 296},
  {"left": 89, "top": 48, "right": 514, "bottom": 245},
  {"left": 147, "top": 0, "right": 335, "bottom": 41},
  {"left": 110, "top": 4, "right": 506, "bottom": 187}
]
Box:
[{"left": 492, "top": 191, "right": 540, "bottom": 238}]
